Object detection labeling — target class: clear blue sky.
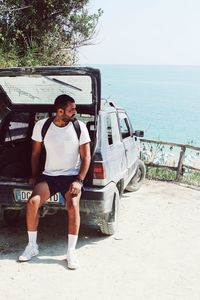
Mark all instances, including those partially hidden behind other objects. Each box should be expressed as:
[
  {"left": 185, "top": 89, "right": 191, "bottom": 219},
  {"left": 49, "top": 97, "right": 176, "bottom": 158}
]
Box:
[{"left": 78, "top": 0, "right": 200, "bottom": 65}]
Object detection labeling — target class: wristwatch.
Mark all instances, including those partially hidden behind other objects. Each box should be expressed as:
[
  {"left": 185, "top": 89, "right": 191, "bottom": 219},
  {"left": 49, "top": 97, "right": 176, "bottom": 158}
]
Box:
[{"left": 75, "top": 177, "right": 83, "bottom": 187}]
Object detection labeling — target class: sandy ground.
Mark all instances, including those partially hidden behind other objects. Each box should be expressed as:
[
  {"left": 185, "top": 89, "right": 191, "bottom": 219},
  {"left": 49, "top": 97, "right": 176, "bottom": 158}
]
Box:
[{"left": 0, "top": 180, "right": 200, "bottom": 300}]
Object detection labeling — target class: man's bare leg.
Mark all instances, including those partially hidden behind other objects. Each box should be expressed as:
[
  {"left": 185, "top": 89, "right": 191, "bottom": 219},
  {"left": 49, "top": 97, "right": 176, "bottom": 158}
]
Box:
[
  {"left": 18, "top": 182, "right": 50, "bottom": 262},
  {"left": 26, "top": 181, "right": 50, "bottom": 231},
  {"left": 65, "top": 191, "right": 81, "bottom": 269}
]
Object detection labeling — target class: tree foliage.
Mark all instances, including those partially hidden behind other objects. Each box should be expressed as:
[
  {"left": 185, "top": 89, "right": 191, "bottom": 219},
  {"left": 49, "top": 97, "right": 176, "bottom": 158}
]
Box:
[{"left": 0, "top": 0, "right": 103, "bottom": 66}]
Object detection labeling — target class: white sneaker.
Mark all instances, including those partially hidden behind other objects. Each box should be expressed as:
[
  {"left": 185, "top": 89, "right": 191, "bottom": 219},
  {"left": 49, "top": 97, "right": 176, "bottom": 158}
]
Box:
[
  {"left": 66, "top": 250, "right": 79, "bottom": 270},
  {"left": 18, "top": 243, "right": 39, "bottom": 262}
]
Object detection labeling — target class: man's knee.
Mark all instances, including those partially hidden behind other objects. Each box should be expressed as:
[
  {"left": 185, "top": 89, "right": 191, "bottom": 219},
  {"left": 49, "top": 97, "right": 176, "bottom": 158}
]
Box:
[
  {"left": 67, "top": 195, "right": 80, "bottom": 211},
  {"left": 27, "top": 195, "right": 41, "bottom": 208}
]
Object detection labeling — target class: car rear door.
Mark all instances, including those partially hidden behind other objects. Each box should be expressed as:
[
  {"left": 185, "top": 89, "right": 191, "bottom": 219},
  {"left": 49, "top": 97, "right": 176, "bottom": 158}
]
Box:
[
  {"left": 118, "top": 111, "right": 139, "bottom": 176},
  {"left": 105, "top": 111, "right": 127, "bottom": 179}
]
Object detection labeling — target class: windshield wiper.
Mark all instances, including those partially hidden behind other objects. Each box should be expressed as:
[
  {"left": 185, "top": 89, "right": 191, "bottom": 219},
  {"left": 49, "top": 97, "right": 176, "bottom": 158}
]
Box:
[{"left": 44, "top": 76, "right": 82, "bottom": 91}]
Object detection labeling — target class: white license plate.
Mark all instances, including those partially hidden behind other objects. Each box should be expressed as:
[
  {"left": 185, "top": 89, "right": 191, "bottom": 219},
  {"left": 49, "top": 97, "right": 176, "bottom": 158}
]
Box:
[{"left": 14, "top": 189, "right": 64, "bottom": 204}]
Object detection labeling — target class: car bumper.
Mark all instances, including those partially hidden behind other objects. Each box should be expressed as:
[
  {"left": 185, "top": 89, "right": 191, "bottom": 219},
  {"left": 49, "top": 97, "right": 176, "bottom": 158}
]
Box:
[
  {"left": 0, "top": 180, "right": 117, "bottom": 215},
  {"left": 81, "top": 182, "right": 117, "bottom": 215}
]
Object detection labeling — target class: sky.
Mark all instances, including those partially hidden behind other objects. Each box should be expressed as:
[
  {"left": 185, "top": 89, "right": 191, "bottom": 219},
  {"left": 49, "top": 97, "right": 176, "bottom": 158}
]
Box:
[{"left": 78, "top": 0, "right": 200, "bottom": 65}]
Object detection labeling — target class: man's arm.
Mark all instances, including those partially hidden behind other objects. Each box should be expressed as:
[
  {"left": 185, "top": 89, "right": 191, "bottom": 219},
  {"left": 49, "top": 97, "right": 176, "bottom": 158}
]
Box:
[
  {"left": 69, "top": 142, "right": 91, "bottom": 195},
  {"left": 29, "top": 141, "right": 42, "bottom": 185},
  {"left": 77, "top": 142, "right": 91, "bottom": 181}
]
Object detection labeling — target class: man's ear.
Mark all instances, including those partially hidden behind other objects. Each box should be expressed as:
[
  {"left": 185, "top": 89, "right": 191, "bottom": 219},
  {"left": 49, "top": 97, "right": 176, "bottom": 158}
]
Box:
[{"left": 58, "top": 108, "right": 64, "bottom": 115}]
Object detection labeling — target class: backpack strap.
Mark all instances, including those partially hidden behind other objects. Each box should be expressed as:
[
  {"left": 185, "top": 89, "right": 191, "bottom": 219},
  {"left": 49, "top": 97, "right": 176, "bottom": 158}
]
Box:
[
  {"left": 41, "top": 117, "right": 54, "bottom": 142},
  {"left": 72, "top": 118, "right": 81, "bottom": 140},
  {"left": 41, "top": 117, "right": 81, "bottom": 141}
]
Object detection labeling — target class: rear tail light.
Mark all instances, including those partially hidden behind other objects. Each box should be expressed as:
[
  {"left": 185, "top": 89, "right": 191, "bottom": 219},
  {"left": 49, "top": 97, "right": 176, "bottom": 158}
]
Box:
[{"left": 93, "top": 162, "right": 106, "bottom": 179}]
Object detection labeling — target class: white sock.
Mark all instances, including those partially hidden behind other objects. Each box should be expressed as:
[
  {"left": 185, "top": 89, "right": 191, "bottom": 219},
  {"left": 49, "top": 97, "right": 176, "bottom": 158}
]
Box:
[
  {"left": 28, "top": 231, "right": 37, "bottom": 246},
  {"left": 67, "top": 234, "right": 78, "bottom": 252}
]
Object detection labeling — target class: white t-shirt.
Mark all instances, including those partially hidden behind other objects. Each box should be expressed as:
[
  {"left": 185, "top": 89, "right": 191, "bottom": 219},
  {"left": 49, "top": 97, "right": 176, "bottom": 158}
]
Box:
[{"left": 32, "top": 118, "right": 90, "bottom": 176}]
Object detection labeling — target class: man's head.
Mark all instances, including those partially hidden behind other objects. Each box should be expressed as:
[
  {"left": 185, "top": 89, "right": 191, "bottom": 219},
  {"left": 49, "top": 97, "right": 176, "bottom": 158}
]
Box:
[{"left": 54, "top": 94, "right": 77, "bottom": 122}]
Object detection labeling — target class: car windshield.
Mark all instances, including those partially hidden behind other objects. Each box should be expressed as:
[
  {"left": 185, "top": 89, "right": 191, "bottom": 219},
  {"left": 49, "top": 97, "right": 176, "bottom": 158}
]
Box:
[{"left": 0, "top": 75, "right": 92, "bottom": 105}]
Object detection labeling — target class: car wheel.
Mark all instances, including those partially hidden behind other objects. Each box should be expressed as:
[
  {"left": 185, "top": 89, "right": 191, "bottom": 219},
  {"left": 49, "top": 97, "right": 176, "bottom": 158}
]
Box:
[
  {"left": 4, "top": 210, "right": 21, "bottom": 226},
  {"left": 125, "top": 159, "right": 146, "bottom": 192},
  {"left": 99, "top": 189, "right": 119, "bottom": 235}
]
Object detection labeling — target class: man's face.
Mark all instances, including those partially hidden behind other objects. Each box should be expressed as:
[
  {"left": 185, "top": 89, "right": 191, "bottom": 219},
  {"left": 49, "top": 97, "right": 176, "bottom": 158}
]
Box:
[{"left": 59, "top": 102, "right": 77, "bottom": 122}]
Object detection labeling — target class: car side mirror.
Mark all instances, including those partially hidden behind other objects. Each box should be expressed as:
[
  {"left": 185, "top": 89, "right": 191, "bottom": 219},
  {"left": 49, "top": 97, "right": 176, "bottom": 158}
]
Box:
[{"left": 134, "top": 130, "right": 144, "bottom": 137}]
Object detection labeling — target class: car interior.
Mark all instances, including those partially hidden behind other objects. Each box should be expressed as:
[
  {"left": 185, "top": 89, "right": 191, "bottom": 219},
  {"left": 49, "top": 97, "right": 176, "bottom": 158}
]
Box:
[{"left": 0, "top": 110, "right": 96, "bottom": 181}]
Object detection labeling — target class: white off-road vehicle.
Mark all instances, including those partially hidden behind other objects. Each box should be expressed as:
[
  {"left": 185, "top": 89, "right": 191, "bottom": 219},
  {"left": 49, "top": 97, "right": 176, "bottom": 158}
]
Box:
[{"left": 0, "top": 66, "right": 145, "bottom": 234}]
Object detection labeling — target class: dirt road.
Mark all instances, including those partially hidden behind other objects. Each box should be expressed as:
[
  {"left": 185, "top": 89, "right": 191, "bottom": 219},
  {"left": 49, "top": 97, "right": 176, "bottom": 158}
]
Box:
[{"left": 0, "top": 180, "right": 200, "bottom": 300}]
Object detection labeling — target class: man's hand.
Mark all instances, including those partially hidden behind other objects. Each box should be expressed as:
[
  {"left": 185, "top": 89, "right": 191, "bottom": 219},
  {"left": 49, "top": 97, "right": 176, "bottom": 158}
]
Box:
[{"left": 69, "top": 181, "right": 82, "bottom": 196}]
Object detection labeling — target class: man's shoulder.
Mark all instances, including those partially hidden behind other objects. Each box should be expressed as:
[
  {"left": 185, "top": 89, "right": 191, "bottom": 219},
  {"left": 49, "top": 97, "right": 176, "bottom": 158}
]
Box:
[
  {"left": 35, "top": 117, "right": 49, "bottom": 126},
  {"left": 32, "top": 118, "right": 50, "bottom": 141},
  {"left": 33, "top": 118, "right": 50, "bottom": 133},
  {"left": 38, "top": 117, "right": 49, "bottom": 124}
]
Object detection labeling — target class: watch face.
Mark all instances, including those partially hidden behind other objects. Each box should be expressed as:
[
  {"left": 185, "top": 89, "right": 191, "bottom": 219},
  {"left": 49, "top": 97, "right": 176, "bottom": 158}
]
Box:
[{"left": 76, "top": 178, "right": 83, "bottom": 185}]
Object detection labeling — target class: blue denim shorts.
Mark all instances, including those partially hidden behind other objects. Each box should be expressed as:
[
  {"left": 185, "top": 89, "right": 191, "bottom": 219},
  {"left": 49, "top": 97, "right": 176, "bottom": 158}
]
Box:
[{"left": 36, "top": 174, "right": 77, "bottom": 197}]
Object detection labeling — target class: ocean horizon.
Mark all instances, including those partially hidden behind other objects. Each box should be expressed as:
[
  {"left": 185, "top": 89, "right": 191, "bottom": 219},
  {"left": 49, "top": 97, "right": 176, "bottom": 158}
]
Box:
[{"left": 86, "top": 64, "right": 200, "bottom": 147}]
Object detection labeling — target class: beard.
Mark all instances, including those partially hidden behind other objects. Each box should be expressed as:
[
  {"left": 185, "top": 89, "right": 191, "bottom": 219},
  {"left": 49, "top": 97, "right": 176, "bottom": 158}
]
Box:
[{"left": 61, "top": 114, "right": 75, "bottom": 124}]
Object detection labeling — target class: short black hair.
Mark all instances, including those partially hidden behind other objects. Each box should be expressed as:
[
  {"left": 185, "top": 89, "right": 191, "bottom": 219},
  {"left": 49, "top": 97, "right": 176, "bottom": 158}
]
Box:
[{"left": 54, "top": 94, "right": 75, "bottom": 111}]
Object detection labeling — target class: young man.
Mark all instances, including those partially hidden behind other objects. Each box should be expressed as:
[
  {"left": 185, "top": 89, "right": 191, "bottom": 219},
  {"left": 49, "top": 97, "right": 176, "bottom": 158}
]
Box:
[{"left": 19, "top": 94, "right": 91, "bottom": 269}]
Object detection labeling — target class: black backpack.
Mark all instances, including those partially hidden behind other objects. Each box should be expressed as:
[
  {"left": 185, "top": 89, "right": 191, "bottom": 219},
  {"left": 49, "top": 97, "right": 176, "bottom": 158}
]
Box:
[
  {"left": 39, "top": 117, "right": 81, "bottom": 172},
  {"left": 41, "top": 117, "right": 81, "bottom": 141}
]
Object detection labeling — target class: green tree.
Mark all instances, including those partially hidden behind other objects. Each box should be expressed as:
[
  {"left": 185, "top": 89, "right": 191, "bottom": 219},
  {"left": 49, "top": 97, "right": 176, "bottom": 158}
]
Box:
[{"left": 0, "top": 1, "right": 103, "bottom": 66}]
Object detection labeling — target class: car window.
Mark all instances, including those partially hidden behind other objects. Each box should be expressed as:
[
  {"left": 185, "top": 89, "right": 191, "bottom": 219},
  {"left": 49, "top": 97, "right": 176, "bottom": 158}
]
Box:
[
  {"left": 106, "top": 113, "right": 120, "bottom": 145},
  {"left": 0, "top": 75, "right": 92, "bottom": 105},
  {"left": 118, "top": 112, "right": 132, "bottom": 139},
  {"left": 5, "top": 112, "right": 30, "bottom": 142}
]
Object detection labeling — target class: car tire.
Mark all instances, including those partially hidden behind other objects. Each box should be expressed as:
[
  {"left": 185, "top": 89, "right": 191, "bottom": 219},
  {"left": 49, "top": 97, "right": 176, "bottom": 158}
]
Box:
[
  {"left": 125, "top": 159, "right": 146, "bottom": 192},
  {"left": 99, "top": 189, "right": 119, "bottom": 235}
]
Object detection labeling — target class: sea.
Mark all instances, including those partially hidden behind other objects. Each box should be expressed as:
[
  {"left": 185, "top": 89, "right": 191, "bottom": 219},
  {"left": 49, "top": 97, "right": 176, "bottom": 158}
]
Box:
[{"left": 88, "top": 64, "right": 200, "bottom": 147}]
